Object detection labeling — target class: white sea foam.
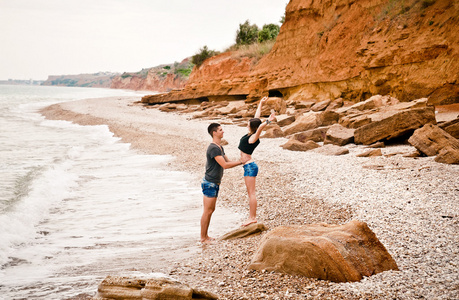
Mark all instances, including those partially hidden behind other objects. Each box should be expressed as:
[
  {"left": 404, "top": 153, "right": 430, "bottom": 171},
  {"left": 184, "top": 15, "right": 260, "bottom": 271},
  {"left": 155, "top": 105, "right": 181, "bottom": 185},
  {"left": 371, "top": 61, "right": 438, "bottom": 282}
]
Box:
[
  {"left": 0, "top": 159, "right": 79, "bottom": 265},
  {"left": 0, "top": 85, "right": 241, "bottom": 299}
]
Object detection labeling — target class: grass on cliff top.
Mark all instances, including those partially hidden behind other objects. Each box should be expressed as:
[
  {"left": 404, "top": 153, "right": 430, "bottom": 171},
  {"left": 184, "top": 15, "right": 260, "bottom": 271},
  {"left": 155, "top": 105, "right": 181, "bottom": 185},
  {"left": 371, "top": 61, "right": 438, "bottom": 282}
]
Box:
[{"left": 225, "top": 40, "right": 276, "bottom": 63}]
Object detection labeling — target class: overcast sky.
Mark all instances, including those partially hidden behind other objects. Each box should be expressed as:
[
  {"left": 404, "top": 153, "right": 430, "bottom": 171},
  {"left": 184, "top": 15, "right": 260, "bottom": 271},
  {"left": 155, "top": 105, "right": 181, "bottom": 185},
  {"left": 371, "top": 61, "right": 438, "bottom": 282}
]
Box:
[{"left": 0, "top": 0, "right": 287, "bottom": 80}]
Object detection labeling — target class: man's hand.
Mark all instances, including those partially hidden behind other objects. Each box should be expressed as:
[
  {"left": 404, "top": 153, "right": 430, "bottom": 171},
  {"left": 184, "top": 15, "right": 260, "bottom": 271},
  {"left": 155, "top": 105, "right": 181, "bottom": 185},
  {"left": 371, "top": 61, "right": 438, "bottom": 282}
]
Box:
[{"left": 241, "top": 156, "right": 250, "bottom": 164}]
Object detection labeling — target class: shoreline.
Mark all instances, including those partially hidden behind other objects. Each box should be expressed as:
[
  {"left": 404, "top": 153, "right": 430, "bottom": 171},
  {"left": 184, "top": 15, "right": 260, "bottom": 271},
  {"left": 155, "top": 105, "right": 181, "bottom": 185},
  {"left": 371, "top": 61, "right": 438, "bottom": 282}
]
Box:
[{"left": 40, "top": 97, "right": 458, "bottom": 299}]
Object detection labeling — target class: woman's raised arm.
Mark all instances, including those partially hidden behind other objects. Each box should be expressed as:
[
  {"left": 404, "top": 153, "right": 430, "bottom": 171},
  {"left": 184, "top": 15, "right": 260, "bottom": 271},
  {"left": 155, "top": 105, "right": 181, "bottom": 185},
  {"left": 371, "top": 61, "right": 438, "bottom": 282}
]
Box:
[
  {"left": 249, "top": 112, "right": 276, "bottom": 144},
  {"left": 254, "top": 96, "right": 268, "bottom": 118}
]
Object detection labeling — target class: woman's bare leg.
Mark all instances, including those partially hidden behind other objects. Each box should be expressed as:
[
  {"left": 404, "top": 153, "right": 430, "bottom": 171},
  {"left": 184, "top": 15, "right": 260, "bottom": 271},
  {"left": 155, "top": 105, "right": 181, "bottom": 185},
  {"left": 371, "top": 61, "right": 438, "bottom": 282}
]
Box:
[{"left": 242, "top": 176, "right": 257, "bottom": 226}]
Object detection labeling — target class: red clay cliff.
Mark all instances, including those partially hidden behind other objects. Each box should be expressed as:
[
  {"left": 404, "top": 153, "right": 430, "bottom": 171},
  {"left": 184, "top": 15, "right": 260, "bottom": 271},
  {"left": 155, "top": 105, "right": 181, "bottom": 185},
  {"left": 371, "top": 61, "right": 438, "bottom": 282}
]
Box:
[{"left": 142, "top": 0, "right": 459, "bottom": 105}]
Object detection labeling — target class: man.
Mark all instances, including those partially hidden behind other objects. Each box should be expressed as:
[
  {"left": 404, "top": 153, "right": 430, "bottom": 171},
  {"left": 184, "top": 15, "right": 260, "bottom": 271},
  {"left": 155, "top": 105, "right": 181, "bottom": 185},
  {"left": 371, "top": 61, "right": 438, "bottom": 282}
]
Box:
[{"left": 201, "top": 123, "right": 246, "bottom": 244}]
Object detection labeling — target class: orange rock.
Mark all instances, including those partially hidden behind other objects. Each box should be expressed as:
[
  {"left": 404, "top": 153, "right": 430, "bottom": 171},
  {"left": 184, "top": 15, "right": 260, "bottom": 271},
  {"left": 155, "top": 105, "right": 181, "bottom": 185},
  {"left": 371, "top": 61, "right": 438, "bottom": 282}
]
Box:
[
  {"left": 291, "top": 126, "right": 330, "bottom": 143},
  {"left": 262, "top": 125, "right": 285, "bottom": 138},
  {"left": 249, "top": 220, "right": 398, "bottom": 282},
  {"left": 97, "top": 275, "right": 218, "bottom": 300},
  {"left": 283, "top": 112, "right": 322, "bottom": 136},
  {"left": 356, "top": 149, "right": 383, "bottom": 157},
  {"left": 408, "top": 124, "right": 459, "bottom": 164},
  {"left": 324, "top": 124, "right": 355, "bottom": 146},
  {"left": 439, "top": 118, "right": 459, "bottom": 139},
  {"left": 354, "top": 106, "right": 436, "bottom": 145},
  {"left": 281, "top": 140, "right": 320, "bottom": 152}
]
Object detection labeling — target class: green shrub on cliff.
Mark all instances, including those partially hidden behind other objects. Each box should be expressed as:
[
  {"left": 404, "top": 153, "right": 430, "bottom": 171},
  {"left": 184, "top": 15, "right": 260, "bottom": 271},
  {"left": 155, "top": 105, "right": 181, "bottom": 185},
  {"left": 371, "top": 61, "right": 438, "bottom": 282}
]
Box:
[
  {"left": 258, "top": 23, "right": 280, "bottom": 43},
  {"left": 191, "top": 46, "right": 219, "bottom": 67},
  {"left": 236, "top": 20, "right": 259, "bottom": 45},
  {"left": 172, "top": 60, "right": 194, "bottom": 78},
  {"left": 175, "top": 67, "right": 193, "bottom": 77},
  {"left": 224, "top": 19, "right": 279, "bottom": 63}
]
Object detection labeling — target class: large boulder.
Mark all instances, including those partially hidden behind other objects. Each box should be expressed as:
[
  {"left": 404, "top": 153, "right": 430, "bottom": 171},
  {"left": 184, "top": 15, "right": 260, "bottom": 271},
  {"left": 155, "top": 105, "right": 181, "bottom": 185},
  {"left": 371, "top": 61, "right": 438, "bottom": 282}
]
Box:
[
  {"left": 311, "top": 99, "right": 332, "bottom": 111},
  {"left": 216, "top": 106, "right": 237, "bottom": 115},
  {"left": 157, "top": 103, "right": 179, "bottom": 112},
  {"left": 339, "top": 112, "right": 372, "bottom": 129},
  {"left": 354, "top": 106, "right": 436, "bottom": 145},
  {"left": 261, "top": 124, "right": 285, "bottom": 138},
  {"left": 317, "top": 110, "right": 340, "bottom": 126},
  {"left": 97, "top": 275, "right": 218, "bottom": 300},
  {"left": 324, "top": 124, "right": 355, "bottom": 146},
  {"left": 337, "top": 95, "right": 399, "bottom": 114},
  {"left": 436, "top": 147, "right": 459, "bottom": 164},
  {"left": 260, "top": 97, "right": 287, "bottom": 116},
  {"left": 276, "top": 114, "right": 296, "bottom": 127},
  {"left": 438, "top": 118, "right": 459, "bottom": 139},
  {"left": 356, "top": 148, "right": 383, "bottom": 157},
  {"left": 283, "top": 112, "right": 321, "bottom": 136},
  {"left": 325, "top": 98, "right": 344, "bottom": 111},
  {"left": 281, "top": 140, "right": 321, "bottom": 152},
  {"left": 216, "top": 101, "right": 246, "bottom": 115},
  {"left": 293, "top": 100, "right": 315, "bottom": 110},
  {"left": 408, "top": 124, "right": 459, "bottom": 164},
  {"left": 249, "top": 220, "right": 398, "bottom": 283},
  {"left": 291, "top": 126, "right": 330, "bottom": 143},
  {"left": 339, "top": 97, "right": 429, "bottom": 129},
  {"left": 312, "top": 144, "right": 349, "bottom": 156}
]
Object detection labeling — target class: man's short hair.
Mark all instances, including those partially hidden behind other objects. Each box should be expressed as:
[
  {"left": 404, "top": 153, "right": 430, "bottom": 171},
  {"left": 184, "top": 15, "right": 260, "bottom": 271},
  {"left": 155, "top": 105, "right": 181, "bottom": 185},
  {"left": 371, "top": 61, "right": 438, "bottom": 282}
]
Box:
[{"left": 208, "top": 123, "right": 221, "bottom": 137}]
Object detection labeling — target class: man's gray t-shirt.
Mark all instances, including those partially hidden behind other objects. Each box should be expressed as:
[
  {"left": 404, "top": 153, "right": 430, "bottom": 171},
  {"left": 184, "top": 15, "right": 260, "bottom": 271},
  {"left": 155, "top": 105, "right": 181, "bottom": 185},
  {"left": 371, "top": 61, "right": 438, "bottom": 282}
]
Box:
[{"left": 205, "top": 143, "right": 225, "bottom": 184}]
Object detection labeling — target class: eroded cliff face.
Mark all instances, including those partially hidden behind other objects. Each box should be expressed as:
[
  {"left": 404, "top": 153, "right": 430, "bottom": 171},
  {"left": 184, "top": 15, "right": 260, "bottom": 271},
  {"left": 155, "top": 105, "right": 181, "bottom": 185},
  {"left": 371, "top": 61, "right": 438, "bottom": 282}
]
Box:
[
  {"left": 110, "top": 70, "right": 187, "bottom": 92},
  {"left": 111, "top": 58, "right": 192, "bottom": 92},
  {"left": 143, "top": 0, "right": 459, "bottom": 105},
  {"left": 257, "top": 0, "right": 459, "bottom": 104}
]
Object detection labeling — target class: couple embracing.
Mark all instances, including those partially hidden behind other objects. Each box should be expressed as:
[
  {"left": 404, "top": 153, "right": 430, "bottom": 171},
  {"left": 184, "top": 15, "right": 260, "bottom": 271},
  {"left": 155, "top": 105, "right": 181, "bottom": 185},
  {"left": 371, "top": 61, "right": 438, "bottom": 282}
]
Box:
[{"left": 200, "top": 97, "right": 276, "bottom": 244}]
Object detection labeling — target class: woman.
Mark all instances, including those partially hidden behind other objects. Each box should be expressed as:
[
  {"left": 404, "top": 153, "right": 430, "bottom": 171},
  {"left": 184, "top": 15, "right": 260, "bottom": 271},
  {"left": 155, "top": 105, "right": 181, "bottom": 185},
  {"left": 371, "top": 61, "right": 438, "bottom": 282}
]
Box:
[{"left": 238, "top": 96, "right": 276, "bottom": 226}]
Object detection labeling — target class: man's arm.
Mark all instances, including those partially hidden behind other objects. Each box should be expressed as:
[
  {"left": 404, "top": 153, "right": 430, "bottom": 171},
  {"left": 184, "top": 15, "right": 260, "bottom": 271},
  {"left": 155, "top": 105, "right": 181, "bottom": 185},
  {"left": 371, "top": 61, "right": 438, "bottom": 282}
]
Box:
[{"left": 215, "top": 155, "right": 243, "bottom": 169}]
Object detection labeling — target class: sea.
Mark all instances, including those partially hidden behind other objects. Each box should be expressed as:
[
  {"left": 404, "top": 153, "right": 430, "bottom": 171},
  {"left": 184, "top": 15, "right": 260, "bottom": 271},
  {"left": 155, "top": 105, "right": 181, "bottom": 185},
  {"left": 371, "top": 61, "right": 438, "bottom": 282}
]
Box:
[{"left": 0, "top": 85, "right": 238, "bottom": 299}]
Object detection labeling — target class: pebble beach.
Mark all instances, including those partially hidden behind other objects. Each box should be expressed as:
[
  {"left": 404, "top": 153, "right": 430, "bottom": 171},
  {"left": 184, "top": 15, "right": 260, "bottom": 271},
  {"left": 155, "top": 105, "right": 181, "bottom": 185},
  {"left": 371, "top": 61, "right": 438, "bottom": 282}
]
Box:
[{"left": 41, "top": 96, "right": 459, "bottom": 299}]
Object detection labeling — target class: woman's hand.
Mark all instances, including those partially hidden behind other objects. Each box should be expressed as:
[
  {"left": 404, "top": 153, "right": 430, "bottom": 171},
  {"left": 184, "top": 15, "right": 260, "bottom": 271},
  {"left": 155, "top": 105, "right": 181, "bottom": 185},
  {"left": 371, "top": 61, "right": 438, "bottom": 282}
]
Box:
[
  {"left": 255, "top": 96, "right": 268, "bottom": 118},
  {"left": 268, "top": 112, "right": 276, "bottom": 122}
]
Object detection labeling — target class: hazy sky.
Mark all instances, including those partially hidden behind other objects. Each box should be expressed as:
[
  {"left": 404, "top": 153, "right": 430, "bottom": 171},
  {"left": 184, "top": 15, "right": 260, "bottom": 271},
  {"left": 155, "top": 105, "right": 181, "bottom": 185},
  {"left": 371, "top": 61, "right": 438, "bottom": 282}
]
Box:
[{"left": 0, "top": 0, "right": 287, "bottom": 80}]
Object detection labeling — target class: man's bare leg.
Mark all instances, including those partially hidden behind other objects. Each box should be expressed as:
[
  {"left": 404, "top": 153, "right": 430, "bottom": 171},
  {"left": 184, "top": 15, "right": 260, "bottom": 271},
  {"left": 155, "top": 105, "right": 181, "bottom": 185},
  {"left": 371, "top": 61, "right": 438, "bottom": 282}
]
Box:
[
  {"left": 201, "top": 195, "right": 217, "bottom": 243},
  {"left": 242, "top": 176, "right": 258, "bottom": 226}
]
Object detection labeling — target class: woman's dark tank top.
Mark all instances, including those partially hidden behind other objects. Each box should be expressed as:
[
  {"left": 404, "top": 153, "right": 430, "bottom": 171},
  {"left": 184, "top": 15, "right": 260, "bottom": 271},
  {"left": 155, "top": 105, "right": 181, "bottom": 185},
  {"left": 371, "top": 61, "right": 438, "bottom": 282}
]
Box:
[{"left": 238, "top": 134, "right": 260, "bottom": 155}]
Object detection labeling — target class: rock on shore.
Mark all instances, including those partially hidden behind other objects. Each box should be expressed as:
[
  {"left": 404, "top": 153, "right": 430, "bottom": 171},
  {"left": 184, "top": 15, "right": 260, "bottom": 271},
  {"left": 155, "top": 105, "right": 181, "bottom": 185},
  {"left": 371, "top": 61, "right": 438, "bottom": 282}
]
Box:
[{"left": 249, "top": 220, "right": 398, "bottom": 282}]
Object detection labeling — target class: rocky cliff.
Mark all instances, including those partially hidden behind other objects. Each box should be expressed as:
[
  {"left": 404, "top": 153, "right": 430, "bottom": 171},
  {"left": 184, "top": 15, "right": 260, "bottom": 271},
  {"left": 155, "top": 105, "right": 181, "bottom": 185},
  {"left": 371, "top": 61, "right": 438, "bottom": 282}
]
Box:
[
  {"left": 143, "top": 0, "right": 459, "bottom": 105},
  {"left": 110, "top": 58, "right": 192, "bottom": 92}
]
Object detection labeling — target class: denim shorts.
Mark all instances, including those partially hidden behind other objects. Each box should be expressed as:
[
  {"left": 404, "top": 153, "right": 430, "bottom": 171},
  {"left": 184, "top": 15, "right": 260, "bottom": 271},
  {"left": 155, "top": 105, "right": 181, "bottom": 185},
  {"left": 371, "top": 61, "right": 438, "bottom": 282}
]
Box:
[
  {"left": 243, "top": 162, "right": 259, "bottom": 177},
  {"left": 201, "top": 178, "right": 220, "bottom": 198}
]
